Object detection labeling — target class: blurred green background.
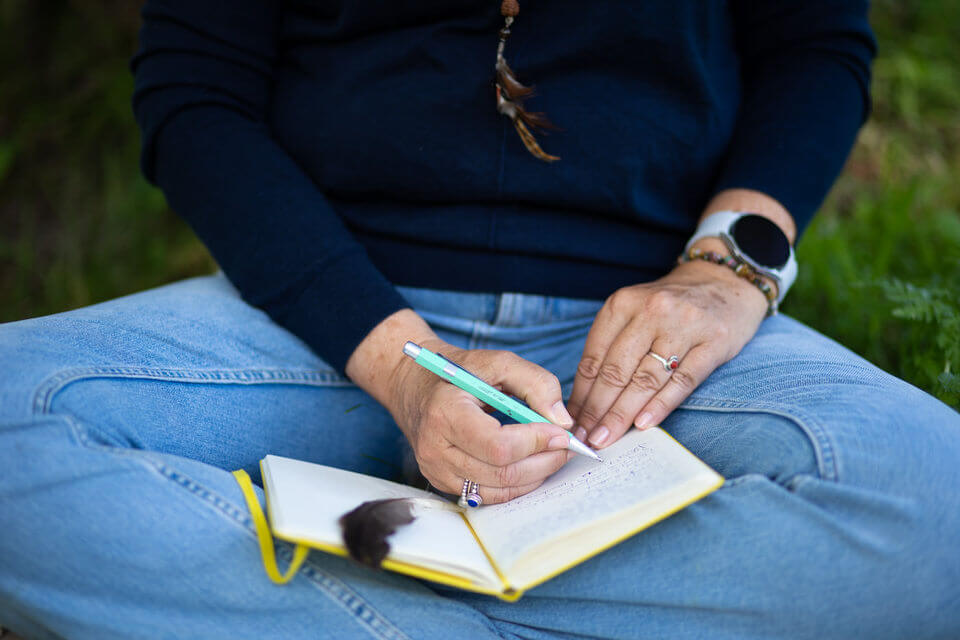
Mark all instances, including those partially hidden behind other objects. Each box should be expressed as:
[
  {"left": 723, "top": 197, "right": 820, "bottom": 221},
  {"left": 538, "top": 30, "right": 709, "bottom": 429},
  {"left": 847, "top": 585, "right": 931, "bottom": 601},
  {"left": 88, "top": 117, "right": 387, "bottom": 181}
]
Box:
[{"left": 1, "top": 1, "right": 958, "bottom": 409}]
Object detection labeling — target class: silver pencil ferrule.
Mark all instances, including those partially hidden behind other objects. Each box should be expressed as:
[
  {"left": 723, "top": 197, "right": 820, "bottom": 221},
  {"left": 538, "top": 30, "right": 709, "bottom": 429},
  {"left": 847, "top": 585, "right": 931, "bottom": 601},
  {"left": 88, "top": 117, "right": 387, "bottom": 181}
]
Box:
[{"left": 402, "top": 341, "right": 422, "bottom": 359}]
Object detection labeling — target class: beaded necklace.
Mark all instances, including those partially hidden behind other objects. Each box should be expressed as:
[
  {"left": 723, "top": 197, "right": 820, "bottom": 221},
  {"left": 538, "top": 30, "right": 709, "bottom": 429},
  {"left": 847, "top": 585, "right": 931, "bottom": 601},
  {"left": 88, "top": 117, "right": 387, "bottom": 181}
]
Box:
[{"left": 495, "top": 0, "right": 560, "bottom": 162}]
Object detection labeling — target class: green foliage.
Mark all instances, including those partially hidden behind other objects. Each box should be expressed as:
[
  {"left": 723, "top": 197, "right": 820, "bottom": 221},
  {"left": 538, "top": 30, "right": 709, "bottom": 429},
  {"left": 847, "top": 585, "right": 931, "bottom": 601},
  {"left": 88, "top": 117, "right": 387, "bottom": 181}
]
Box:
[
  {"left": 782, "top": 0, "right": 960, "bottom": 408},
  {"left": 0, "top": 0, "right": 213, "bottom": 322},
  {"left": 874, "top": 276, "right": 960, "bottom": 405},
  {"left": 0, "top": 0, "right": 957, "bottom": 409}
]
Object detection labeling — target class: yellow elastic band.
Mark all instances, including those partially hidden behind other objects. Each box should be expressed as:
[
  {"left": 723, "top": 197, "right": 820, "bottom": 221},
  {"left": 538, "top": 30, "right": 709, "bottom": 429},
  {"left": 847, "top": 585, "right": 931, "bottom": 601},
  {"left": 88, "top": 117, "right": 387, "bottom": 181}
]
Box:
[{"left": 232, "top": 468, "right": 309, "bottom": 584}]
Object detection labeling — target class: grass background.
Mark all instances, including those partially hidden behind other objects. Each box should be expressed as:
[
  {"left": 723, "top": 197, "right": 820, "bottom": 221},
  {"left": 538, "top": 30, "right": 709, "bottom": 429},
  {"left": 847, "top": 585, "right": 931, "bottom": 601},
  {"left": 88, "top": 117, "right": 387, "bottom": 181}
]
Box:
[{"left": 1, "top": 1, "right": 958, "bottom": 409}]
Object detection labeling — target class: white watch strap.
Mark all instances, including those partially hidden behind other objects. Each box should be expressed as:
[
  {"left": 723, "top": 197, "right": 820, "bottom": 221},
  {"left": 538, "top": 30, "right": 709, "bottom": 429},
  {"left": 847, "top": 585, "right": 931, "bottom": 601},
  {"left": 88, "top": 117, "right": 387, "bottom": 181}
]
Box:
[
  {"left": 684, "top": 210, "right": 741, "bottom": 254},
  {"left": 684, "top": 210, "right": 797, "bottom": 307}
]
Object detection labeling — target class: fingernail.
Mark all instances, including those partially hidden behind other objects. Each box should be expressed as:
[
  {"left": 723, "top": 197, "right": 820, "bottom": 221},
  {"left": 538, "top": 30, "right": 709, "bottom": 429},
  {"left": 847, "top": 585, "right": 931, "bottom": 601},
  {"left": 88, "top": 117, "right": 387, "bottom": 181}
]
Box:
[
  {"left": 551, "top": 401, "right": 574, "bottom": 427},
  {"left": 589, "top": 426, "right": 609, "bottom": 447},
  {"left": 635, "top": 412, "right": 654, "bottom": 430},
  {"left": 574, "top": 426, "right": 588, "bottom": 442},
  {"left": 548, "top": 434, "right": 570, "bottom": 450}
]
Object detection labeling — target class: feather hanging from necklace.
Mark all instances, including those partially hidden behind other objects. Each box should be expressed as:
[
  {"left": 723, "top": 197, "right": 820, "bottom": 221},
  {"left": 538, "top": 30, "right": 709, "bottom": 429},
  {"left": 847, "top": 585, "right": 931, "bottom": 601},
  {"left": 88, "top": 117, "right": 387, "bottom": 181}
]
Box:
[
  {"left": 338, "top": 497, "right": 459, "bottom": 569},
  {"left": 495, "top": 0, "right": 561, "bottom": 162}
]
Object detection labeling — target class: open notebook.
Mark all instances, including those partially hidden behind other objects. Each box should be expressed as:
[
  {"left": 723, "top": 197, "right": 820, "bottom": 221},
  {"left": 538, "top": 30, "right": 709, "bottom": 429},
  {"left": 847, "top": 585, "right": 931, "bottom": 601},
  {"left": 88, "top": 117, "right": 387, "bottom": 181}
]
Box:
[{"left": 257, "top": 426, "right": 723, "bottom": 601}]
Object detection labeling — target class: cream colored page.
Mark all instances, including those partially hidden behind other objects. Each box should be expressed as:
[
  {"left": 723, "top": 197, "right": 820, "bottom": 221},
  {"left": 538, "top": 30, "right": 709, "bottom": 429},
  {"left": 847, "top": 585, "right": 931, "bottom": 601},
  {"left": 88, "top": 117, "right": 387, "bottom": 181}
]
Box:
[
  {"left": 262, "top": 455, "right": 498, "bottom": 586},
  {"left": 466, "top": 427, "right": 716, "bottom": 573}
]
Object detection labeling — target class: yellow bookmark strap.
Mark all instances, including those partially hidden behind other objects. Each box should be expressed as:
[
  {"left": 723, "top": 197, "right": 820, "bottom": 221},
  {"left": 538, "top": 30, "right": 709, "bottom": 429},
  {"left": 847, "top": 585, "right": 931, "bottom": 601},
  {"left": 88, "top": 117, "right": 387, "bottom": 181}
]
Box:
[{"left": 232, "top": 469, "right": 309, "bottom": 584}]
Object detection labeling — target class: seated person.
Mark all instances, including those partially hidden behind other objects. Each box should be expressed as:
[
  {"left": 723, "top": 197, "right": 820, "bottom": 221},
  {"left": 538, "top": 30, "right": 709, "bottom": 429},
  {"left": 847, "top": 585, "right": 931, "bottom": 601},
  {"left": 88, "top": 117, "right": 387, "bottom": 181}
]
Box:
[{"left": 1, "top": 1, "right": 957, "bottom": 638}]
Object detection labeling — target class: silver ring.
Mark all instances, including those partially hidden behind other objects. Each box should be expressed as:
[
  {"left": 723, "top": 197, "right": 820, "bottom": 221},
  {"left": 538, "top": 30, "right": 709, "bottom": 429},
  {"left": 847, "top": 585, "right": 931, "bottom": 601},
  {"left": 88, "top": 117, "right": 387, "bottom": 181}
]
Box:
[
  {"left": 648, "top": 351, "right": 680, "bottom": 373},
  {"left": 458, "top": 479, "right": 483, "bottom": 508},
  {"left": 467, "top": 481, "right": 482, "bottom": 508}
]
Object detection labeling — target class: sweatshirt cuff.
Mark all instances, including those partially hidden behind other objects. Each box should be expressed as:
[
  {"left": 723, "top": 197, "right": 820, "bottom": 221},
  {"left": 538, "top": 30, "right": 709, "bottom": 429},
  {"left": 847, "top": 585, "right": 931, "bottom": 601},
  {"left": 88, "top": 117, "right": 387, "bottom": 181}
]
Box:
[{"left": 274, "top": 248, "right": 411, "bottom": 376}]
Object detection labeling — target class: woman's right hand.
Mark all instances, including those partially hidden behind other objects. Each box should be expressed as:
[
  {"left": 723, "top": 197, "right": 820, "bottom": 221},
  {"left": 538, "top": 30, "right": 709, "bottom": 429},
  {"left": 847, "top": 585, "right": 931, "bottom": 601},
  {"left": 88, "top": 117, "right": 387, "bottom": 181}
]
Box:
[{"left": 346, "top": 310, "right": 575, "bottom": 504}]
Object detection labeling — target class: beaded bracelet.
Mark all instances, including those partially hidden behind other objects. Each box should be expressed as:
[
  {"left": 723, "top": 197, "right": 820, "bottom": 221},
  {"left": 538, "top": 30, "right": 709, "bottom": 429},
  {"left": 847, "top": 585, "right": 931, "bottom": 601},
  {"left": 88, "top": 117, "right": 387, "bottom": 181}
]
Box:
[{"left": 677, "top": 247, "right": 779, "bottom": 316}]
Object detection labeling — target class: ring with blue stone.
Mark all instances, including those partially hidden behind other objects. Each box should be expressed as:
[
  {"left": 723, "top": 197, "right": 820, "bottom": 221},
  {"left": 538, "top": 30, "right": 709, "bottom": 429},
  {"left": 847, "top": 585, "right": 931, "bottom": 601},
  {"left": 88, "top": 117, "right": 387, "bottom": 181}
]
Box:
[
  {"left": 458, "top": 478, "right": 483, "bottom": 508},
  {"left": 466, "top": 481, "right": 483, "bottom": 508}
]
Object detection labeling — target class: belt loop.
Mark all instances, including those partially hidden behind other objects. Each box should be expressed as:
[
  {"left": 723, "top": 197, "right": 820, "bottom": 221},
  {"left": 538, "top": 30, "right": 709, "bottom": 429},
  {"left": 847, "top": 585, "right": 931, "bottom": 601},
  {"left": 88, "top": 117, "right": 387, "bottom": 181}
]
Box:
[{"left": 492, "top": 293, "right": 516, "bottom": 327}]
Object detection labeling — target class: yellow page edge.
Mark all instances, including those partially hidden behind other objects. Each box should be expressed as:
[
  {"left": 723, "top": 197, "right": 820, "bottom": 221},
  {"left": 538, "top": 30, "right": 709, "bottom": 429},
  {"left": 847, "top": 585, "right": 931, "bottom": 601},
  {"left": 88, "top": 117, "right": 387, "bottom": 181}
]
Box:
[
  {"left": 459, "top": 510, "right": 519, "bottom": 601},
  {"left": 256, "top": 428, "right": 720, "bottom": 603},
  {"left": 513, "top": 472, "right": 724, "bottom": 594},
  {"left": 507, "top": 427, "right": 725, "bottom": 594},
  {"left": 259, "top": 459, "right": 511, "bottom": 599}
]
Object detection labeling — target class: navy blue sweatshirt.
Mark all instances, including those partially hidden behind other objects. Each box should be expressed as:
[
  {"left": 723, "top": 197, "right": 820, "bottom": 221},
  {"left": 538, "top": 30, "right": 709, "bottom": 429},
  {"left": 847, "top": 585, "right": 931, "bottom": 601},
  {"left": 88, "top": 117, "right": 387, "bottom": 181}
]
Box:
[{"left": 132, "top": 1, "right": 875, "bottom": 374}]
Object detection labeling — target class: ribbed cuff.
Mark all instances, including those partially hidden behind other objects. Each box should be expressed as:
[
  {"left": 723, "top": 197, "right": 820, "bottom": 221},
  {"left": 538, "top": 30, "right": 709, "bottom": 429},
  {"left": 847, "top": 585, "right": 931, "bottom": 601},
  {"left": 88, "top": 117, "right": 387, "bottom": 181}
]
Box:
[{"left": 274, "top": 248, "right": 410, "bottom": 376}]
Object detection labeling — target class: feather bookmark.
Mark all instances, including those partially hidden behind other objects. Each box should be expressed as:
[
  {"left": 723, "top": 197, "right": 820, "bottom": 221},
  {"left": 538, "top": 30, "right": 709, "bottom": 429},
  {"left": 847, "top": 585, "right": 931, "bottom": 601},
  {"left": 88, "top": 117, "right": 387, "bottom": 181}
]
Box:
[
  {"left": 495, "top": 1, "right": 561, "bottom": 162},
  {"left": 338, "top": 497, "right": 459, "bottom": 569}
]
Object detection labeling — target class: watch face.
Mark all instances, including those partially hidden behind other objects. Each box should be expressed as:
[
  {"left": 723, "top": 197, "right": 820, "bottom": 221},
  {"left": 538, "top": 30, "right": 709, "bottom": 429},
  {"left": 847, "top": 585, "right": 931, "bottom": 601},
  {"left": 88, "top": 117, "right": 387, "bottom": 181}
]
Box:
[{"left": 730, "top": 214, "right": 791, "bottom": 269}]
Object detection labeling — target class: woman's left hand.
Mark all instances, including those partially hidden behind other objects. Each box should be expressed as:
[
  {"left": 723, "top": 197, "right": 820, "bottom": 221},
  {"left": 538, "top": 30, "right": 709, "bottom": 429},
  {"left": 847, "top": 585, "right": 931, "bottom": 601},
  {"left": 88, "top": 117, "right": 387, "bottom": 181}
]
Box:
[{"left": 566, "top": 243, "right": 771, "bottom": 449}]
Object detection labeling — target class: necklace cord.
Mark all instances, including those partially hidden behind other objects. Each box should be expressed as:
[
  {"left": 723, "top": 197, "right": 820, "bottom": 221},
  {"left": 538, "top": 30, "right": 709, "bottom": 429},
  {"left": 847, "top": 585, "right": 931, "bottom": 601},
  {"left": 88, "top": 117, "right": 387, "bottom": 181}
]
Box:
[{"left": 494, "top": 0, "right": 561, "bottom": 162}]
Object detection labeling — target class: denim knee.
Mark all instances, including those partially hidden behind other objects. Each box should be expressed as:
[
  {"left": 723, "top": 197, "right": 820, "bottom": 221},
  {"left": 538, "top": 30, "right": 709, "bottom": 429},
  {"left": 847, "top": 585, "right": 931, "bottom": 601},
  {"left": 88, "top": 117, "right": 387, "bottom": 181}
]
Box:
[{"left": 664, "top": 407, "right": 820, "bottom": 485}]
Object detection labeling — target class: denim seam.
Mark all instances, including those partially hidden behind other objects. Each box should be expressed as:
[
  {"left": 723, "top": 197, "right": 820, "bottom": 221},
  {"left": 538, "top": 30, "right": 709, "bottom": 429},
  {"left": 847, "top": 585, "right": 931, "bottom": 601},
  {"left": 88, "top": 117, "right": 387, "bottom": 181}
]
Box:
[
  {"left": 32, "top": 366, "right": 354, "bottom": 415},
  {"left": 155, "top": 465, "right": 411, "bottom": 640},
  {"left": 722, "top": 473, "right": 770, "bottom": 488},
  {"left": 721, "top": 473, "right": 821, "bottom": 496},
  {"left": 468, "top": 319, "right": 486, "bottom": 350},
  {"left": 61, "top": 415, "right": 411, "bottom": 640},
  {"left": 678, "top": 399, "right": 839, "bottom": 483}
]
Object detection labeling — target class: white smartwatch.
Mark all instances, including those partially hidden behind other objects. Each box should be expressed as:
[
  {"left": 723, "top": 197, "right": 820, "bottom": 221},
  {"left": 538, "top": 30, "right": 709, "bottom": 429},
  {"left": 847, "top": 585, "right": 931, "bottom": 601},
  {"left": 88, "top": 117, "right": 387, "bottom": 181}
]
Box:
[{"left": 684, "top": 210, "right": 798, "bottom": 309}]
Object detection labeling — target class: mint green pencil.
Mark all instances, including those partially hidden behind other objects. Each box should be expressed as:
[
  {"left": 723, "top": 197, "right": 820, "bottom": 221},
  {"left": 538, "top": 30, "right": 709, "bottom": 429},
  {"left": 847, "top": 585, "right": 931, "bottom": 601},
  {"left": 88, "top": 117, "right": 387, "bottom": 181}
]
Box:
[{"left": 402, "top": 341, "right": 602, "bottom": 462}]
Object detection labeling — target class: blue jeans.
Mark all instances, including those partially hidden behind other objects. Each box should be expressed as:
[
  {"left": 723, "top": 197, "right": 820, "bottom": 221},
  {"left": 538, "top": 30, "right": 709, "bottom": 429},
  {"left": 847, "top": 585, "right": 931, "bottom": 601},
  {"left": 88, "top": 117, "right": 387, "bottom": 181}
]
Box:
[{"left": 1, "top": 275, "right": 958, "bottom": 639}]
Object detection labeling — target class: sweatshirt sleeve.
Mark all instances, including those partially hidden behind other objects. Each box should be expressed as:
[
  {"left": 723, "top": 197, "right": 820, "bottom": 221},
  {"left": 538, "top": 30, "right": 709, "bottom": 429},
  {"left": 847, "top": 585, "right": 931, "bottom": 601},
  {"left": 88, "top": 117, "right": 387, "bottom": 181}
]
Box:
[
  {"left": 131, "top": 0, "right": 409, "bottom": 375},
  {"left": 716, "top": 0, "right": 877, "bottom": 235}
]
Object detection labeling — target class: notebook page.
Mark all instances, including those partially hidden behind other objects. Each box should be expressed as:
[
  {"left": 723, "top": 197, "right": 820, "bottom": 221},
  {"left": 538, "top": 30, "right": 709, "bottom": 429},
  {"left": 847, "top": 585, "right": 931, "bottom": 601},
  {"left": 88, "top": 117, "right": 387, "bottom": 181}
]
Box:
[
  {"left": 262, "top": 455, "right": 499, "bottom": 587},
  {"left": 465, "top": 427, "right": 721, "bottom": 577}
]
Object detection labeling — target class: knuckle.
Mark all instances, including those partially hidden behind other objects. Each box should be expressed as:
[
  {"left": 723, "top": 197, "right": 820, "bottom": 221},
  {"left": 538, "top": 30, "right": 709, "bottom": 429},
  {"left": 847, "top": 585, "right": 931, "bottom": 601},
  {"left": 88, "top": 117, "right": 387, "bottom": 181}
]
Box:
[
  {"left": 472, "top": 350, "right": 501, "bottom": 374},
  {"left": 496, "top": 463, "right": 521, "bottom": 488},
  {"left": 482, "top": 489, "right": 503, "bottom": 505},
  {"left": 531, "top": 369, "right": 560, "bottom": 396},
  {"left": 597, "top": 361, "right": 630, "bottom": 387},
  {"left": 605, "top": 288, "right": 635, "bottom": 316},
  {"left": 603, "top": 290, "right": 622, "bottom": 313},
  {"left": 504, "top": 486, "right": 523, "bottom": 502},
  {"left": 646, "top": 395, "right": 672, "bottom": 417},
  {"left": 544, "top": 372, "right": 562, "bottom": 393},
  {"left": 496, "top": 353, "right": 519, "bottom": 376},
  {"left": 629, "top": 369, "right": 661, "bottom": 394},
  {"left": 578, "top": 405, "right": 603, "bottom": 427},
  {"left": 603, "top": 406, "right": 631, "bottom": 428},
  {"left": 719, "top": 348, "right": 738, "bottom": 365},
  {"left": 711, "top": 323, "right": 731, "bottom": 342},
  {"left": 669, "top": 368, "right": 698, "bottom": 392},
  {"left": 644, "top": 290, "right": 674, "bottom": 315},
  {"left": 499, "top": 485, "right": 523, "bottom": 503},
  {"left": 576, "top": 356, "right": 602, "bottom": 381},
  {"left": 486, "top": 439, "right": 513, "bottom": 466},
  {"left": 679, "top": 302, "right": 701, "bottom": 325},
  {"left": 502, "top": 350, "right": 523, "bottom": 364},
  {"left": 512, "top": 481, "right": 543, "bottom": 501}
]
